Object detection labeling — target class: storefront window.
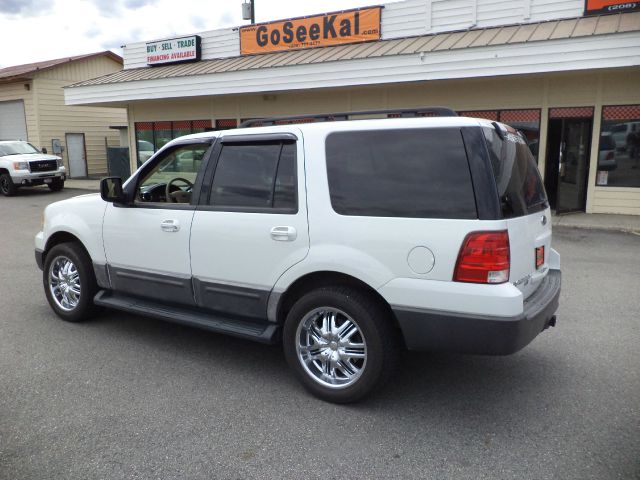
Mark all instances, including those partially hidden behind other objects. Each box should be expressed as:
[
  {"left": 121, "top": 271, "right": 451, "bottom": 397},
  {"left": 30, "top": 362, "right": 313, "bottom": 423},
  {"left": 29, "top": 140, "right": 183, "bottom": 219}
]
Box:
[
  {"left": 134, "top": 120, "right": 213, "bottom": 165},
  {"left": 215, "top": 119, "right": 238, "bottom": 130},
  {"left": 459, "top": 109, "right": 541, "bottom": 160},
  {"left": 596, "top": 105, "right": 640, "bottom": 188}
]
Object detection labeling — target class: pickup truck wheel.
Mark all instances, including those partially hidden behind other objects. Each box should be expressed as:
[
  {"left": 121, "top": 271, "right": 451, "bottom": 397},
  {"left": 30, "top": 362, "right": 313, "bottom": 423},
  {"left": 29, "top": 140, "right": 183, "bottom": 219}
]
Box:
[
  {"left": 283, "top": 287, "right": 400, "bottom": 403},
  {"left": 0, "top": 173, "right": 17, "bottom": 196},
  {"left": 43, "top": 242, "right": 98, "bottom": 322},
  {"left": 48, "top": 179, "right": 64, "bottom": 192}
]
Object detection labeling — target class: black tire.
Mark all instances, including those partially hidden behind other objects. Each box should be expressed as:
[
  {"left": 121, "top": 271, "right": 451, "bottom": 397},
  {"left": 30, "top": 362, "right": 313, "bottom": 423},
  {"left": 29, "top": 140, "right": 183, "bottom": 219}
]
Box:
[
  {"left": 283, "top": 287, "right": 400, "bottom": 403},
  {"left": 48, "top": 179, "right": 64, "bottom": 192},
  {"left": 0, "top": 173, "right": 18, "bottom": 196},
  {"left": 43, "top": 242, "right": 99, "bottom": 322}
]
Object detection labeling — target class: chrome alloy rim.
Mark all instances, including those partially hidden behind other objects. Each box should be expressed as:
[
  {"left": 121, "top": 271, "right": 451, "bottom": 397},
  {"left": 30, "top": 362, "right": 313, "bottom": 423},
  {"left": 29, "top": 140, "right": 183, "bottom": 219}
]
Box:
[
  {"left": 48, "top": 256, "right": 81, "bottom": 311},
  {"left": 295, "top": 307, "right": 367, "bottom": 389}
]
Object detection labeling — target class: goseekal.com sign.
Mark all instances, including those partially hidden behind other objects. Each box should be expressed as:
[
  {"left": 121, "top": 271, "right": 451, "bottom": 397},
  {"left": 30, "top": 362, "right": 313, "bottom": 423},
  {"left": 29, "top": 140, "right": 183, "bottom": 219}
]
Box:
[
  {"left": 146, "top": 35, "right": 201, "bottom": 66},
  {"left": 240, "top": 7, "right": 381, "bottom": 55},
  {"left": 584, "top": 0, "right": 639, "bottom": 14}
]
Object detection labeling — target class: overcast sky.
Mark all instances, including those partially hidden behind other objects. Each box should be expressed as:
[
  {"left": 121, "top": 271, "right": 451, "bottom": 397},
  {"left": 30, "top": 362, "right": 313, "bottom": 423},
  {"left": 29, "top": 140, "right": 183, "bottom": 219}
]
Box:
[{"left": 0, "top": 0, "right": 402, "bottom": 68}]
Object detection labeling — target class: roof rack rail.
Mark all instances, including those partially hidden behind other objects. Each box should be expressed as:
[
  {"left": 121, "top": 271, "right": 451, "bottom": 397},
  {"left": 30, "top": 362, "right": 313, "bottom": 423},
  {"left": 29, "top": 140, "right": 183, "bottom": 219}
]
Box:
[{"left": 239, "top": 107, "right": 457, "bottom": 128}]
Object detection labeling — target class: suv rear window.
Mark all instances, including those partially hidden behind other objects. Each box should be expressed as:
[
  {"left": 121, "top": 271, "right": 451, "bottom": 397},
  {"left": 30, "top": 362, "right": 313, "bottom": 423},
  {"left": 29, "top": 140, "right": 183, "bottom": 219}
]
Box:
[
  {"left": 325, "top": 129, "right": 477, "bottom": 219},
  {"left": 483, "top": 127, "right": 548, "bottom": 218}
]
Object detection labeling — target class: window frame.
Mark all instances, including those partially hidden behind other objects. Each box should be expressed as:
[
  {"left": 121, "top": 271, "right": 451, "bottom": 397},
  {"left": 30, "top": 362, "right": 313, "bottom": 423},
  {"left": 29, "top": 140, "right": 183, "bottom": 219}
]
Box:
[{"left": 197, "top": 133, "right": 299, "bottom": 214}]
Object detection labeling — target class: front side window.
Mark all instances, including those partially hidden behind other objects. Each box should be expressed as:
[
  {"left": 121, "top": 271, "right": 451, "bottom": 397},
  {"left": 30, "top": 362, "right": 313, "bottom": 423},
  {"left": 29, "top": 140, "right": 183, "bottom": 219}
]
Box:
[
  {"left": 137, "top": 143, "right": 210, "bottom": 204},
  {"left": 325, "top": 128, "right": 477, "bottom": 219},
  {"left": 208, "top": 141, "right": 297, "bottom": 212}
]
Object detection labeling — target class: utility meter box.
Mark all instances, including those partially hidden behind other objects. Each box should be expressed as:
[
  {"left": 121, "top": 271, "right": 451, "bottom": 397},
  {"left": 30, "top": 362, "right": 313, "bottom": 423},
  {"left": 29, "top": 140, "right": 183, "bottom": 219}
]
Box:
[{"left": 242, "top": 2, "right": 252, "bottom": 20}]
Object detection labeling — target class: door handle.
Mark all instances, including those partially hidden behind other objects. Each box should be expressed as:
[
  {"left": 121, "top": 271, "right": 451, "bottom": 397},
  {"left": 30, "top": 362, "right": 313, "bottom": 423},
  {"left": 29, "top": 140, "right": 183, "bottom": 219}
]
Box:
[
  {"left": 160, "top": 219, "right": 180, "bottom": 232},
  {"left": 270, "top": 226, "right": 297, "bottom": 241}
]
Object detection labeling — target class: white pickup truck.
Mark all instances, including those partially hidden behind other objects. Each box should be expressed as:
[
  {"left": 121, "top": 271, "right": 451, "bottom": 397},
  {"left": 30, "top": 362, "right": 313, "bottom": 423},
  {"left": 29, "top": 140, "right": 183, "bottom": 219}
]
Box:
[{"left": 0, "top": 140, "right": 66, "bottom": 196}]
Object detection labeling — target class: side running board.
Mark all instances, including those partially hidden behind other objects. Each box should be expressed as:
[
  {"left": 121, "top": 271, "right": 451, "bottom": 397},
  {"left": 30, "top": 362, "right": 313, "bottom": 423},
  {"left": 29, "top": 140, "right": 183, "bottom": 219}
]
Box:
[{"left": 94, "top": 290, "right": 279, "bottom": 344}]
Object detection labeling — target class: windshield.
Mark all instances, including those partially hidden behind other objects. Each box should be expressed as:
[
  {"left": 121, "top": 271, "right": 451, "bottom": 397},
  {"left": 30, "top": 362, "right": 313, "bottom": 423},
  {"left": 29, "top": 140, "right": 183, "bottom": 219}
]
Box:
[
  {"left": 483, "top": 127, "right": 548, "bottom": 218},
  {"left": 0, "top": 141, "right": 40, "bottom": 156}
]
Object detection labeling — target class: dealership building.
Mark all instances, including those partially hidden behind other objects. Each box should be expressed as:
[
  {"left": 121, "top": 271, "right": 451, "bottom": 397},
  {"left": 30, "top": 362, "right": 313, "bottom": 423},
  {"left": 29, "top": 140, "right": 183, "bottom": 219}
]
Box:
[{"left": 65, "top": 0, "right": 640, "bottom": 215}]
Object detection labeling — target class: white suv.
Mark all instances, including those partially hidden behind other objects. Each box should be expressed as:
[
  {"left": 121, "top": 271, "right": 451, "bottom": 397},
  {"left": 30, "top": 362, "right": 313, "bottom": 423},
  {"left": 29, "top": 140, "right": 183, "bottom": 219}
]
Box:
[
  {"left": 0, "top": 141, "right": 66, "bottom": 196},
  {"left": 35, "top": 109, "right": 561, "bottom": 403}
]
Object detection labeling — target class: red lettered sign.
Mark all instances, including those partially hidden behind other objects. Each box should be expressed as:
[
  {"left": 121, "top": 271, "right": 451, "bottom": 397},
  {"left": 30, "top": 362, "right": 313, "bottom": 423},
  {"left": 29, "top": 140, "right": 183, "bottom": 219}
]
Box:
[{"left": 584, "top": 0, "right": 639, "bottom": 15}]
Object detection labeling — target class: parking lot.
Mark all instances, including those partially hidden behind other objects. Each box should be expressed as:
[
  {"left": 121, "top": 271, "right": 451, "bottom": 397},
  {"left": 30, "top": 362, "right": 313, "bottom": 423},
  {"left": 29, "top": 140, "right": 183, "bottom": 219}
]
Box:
[{"left": 1, "top": 188, "right": 639, "bottom": 480}]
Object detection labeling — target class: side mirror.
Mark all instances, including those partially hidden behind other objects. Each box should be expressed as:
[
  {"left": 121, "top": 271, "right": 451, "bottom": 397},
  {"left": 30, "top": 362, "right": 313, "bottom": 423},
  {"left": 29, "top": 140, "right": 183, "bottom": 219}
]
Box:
[
  {"left": 100, "top": 177, "right": 126, "bottom": 204},
  {"left": 41, "top": 147, "right": 48, "bottom": 154}
]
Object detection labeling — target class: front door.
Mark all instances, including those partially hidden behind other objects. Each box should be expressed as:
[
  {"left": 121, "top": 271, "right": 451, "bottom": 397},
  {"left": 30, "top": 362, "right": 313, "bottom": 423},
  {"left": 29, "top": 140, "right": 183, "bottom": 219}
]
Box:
[
  {"left": 544, "top": 115, "right": 593, "bottom": 213},
  {"left": 102, "top": 141, "right": 212, "bottom": 306},
  {"left": 66, "top": 133, "right": 87, "bottom": 178}
]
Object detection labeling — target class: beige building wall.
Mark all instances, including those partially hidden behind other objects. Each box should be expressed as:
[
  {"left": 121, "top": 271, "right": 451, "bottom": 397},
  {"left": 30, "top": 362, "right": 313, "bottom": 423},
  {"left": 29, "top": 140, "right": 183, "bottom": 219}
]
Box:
[
  {"left": 0, "top": 82, "right": 39, "bottom": 146},
  {"left": 34, "top": 56, "right": 127, "bottom": 177},
  {"left": 127, "top": 67, "right": 640, "bottom": 214}
]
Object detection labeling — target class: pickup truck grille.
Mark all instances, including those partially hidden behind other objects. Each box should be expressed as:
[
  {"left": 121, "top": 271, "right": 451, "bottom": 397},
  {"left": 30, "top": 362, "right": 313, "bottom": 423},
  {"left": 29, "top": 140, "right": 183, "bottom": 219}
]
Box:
[{"left": 29, "top": 160, "right": 57, "bottom": 172}]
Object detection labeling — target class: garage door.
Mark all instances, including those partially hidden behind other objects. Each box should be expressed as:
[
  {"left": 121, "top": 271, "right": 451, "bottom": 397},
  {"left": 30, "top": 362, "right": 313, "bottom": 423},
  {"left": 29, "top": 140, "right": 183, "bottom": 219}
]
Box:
[{"left": 0, "top": 100, "right": 28, "bottom": 141}]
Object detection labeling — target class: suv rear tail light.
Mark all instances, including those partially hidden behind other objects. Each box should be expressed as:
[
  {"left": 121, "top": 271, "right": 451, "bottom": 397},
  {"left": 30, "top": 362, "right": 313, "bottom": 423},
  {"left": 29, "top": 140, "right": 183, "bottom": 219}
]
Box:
[{"left": 454, "top": 230, "right": 510, "bottom": 284}]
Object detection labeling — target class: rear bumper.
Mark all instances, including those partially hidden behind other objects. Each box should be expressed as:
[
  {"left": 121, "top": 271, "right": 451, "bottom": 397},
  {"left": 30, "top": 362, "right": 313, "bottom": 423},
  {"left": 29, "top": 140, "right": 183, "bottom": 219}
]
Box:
[{"left": 394, "top": 269, "right": 561, "bottom": 355}]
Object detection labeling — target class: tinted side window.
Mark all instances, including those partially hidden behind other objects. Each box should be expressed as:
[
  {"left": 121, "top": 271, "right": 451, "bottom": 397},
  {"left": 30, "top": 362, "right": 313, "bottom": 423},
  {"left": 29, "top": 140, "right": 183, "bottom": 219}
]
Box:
[
  {"left": 209, "top": 141, "right": 297, "bottom": 211},
  {"left": 325, "top": 129, "right": 477, "bottom": 219}
]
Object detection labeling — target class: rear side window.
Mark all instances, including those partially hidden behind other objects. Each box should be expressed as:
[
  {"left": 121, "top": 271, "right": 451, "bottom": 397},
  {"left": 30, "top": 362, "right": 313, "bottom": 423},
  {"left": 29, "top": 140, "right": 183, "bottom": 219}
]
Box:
[
  {"left": 325, "top": 129, "right": 477, "bottom": 219},
  {"left": 209, "top": 141, "right": 297, "bottom": 212},
  {"left": 483, "top": 127, "right": 548, "bottom": 218}
]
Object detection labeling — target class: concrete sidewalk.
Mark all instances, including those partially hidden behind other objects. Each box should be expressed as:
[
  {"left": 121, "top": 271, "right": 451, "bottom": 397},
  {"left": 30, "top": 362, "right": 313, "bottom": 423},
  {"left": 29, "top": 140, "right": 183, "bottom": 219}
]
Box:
[
  {"left": 64, "top": 178, "right": 101, "bottom": 191},
  {"left": 552, "top": 212, "right": 640, "bottom": 234},
  {"left": 63, "top": 178, "right": 640, "bottom": 234}
]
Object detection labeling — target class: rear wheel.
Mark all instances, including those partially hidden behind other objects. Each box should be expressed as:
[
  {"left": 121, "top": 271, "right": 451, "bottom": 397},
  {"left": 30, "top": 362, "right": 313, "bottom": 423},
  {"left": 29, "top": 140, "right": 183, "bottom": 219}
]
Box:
[
  {"left": 283, "top": 287, "right": 400, "bottom": 403},
  {"left": 43, "top": 242, "right": 99, "bottom": 322},
  {"left": 0, "top": 173, "right": 17, "bottom": 196},
  {"left": 48, "top": 179, "right": 64, "bottom": 192}
]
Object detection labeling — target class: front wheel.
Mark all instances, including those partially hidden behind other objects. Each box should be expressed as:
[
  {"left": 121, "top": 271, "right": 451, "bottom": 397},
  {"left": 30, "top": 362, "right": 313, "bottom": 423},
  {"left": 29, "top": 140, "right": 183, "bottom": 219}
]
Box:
[
  {"left": 43, "top": 242, "right": 99, "bottom": 322},
  {"left": 283, "top": 287, "right": 400, "bottom": 403},
  {"left": 48, "top": 179, "right": 64, "bottom": 192},
  {"left": 0, "top": 173, "right": 17, "bottom": 196}
]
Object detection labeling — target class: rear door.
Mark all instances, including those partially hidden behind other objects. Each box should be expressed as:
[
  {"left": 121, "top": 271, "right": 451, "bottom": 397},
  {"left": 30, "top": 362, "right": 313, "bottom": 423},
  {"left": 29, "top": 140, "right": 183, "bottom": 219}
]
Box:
[
  {"left": 483, "top": 126, "right": 552, "bottom": 299},
  {"left": 189, "top": 130, "right": 309, "bottom": 321}
]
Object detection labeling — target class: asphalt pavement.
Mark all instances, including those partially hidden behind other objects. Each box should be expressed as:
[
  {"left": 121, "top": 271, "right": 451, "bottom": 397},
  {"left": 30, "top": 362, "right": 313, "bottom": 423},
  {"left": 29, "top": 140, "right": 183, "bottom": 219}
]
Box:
[{"left": 1, "top": 187, "right": 639, "bottom": 480}]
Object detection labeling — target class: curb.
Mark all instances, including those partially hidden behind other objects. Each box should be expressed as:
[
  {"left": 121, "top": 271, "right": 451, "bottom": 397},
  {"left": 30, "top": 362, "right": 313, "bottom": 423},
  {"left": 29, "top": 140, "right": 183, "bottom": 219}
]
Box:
[{"left": 553, "top": 222, "right": 640, "bottom": 235}]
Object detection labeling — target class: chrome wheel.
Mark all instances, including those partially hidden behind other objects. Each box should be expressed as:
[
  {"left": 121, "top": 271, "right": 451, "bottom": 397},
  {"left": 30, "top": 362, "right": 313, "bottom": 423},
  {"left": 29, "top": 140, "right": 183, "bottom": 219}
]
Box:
[
  {"left": 296, "top": 307, "right": 367, "bottom": 389},
  {"left": 48, "top": 256, "right": 81, "bottom": 312}
]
